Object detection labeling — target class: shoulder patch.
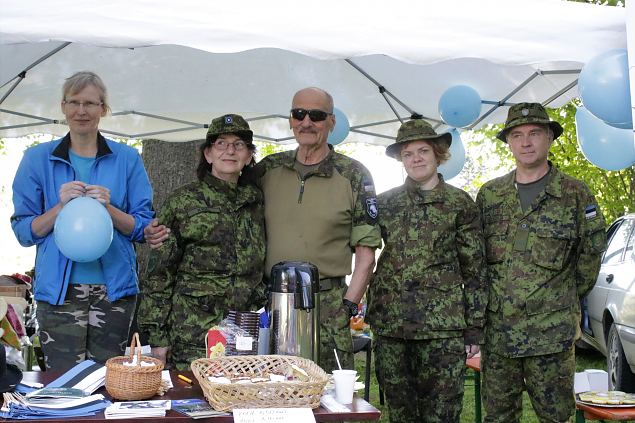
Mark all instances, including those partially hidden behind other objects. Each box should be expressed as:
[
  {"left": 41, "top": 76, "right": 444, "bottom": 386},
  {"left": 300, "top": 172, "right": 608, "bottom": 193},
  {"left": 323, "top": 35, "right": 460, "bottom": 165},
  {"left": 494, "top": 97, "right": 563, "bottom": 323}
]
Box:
[
  {"left": 585, "top": 204, "right": 598, "bottom": 220},
  {"left": 366, "top": 197, "right": 378, "bottom": 219}
]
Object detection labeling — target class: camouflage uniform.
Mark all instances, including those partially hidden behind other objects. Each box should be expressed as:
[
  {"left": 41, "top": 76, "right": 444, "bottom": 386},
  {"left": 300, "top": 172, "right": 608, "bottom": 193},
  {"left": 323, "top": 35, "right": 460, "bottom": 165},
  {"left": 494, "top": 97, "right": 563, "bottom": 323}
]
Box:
[
  {"left": 249, "top": 146, "right": 382, "bottom": 372},
  {"left": 368, "top": 173, "right": 487, "bottom": 423},
  {"left": 477, "top": 103, "right": 607, "bottom": 423},
  {"left": 138, "top": 174, "right": 266, "bottom": 370},
  {"left": 37, "top": 285, "right": 136, "bottom": 369}
]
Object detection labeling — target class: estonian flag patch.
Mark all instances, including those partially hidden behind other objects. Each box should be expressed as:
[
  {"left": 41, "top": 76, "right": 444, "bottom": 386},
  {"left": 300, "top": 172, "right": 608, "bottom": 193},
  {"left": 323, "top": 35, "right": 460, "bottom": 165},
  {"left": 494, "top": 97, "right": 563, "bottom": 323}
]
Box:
[{"left": 585, "top": 204, "right": 598, "bottom": 220}]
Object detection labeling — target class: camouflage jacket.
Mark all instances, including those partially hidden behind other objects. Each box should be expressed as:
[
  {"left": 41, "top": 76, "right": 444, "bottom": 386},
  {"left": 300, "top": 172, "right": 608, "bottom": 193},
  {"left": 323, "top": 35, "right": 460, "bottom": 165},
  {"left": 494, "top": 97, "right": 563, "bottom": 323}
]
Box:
[
  {"left": 476, "top": 165, "right": 607, "bottom": 357},
  {"left": 367, "top": 176, "right": 487, "bottom": 343},
  {"left": 138, "top": 174, "right": 266, "bottom": 347}
]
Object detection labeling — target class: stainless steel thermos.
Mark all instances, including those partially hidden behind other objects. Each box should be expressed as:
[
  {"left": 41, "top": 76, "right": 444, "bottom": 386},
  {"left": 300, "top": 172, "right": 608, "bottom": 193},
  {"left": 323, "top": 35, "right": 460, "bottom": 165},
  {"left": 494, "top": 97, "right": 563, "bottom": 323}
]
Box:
[{"left": 269, "top": 261, "right": 320, "bottom": 362}]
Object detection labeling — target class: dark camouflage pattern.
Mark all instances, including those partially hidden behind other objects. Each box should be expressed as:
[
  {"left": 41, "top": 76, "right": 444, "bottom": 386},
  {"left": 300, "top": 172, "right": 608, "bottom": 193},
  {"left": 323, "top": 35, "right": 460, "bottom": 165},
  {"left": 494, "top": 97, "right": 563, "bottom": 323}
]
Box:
[
  {"left": 482, "top": 347, "right": 576, "bottom": 423},
  {"left": 318, "top": 286, "right": 354, "bottom": 373},
  {"left": 477, "top": 164, "right": 606, "bottom": 422},
  {"left": 36, "top": 284, "right": 136, "bottom": 369},
  {"left": 206, "top": 114, "right": 253, "bottom": 142},
  {"left": 496, "top": 103, "right": 563, "bottom": 142},
  {"left": 138, "top": 174, "right": 266, "bottom": 370},
  {"left": 386, "top": 119, "right": 452, "bottom": 158},
  {"left": 476, "top": 166, "right": 606, "bottom": 357},
  {"left": 376, "top": 336, "right": 466, "bottom": 423},
  {"left": 367, "top": 176, "right": 487, "bottom": 343}
]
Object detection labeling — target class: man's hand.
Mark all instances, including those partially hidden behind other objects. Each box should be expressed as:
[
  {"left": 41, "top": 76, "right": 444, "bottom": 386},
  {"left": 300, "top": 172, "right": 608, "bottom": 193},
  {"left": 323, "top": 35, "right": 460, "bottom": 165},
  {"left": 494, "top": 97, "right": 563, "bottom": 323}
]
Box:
[
  {"left": 465, "top": 344, "right": 480, "bottom": 359},
  {"left": 144, "top": 219, "right": 170, "bottom": 249}
]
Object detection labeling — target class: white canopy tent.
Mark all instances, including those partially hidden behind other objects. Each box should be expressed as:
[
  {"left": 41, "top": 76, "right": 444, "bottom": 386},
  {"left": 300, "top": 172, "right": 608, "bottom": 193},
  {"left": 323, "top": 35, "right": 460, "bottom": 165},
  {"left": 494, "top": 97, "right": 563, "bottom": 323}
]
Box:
[{"left": 0, "top": 0, "right": 627, "bottom": 145}]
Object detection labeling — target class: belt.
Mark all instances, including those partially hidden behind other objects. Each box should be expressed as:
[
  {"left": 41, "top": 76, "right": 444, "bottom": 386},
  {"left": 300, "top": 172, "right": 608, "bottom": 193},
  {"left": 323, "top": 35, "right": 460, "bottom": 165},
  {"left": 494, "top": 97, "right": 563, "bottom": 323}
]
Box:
[{"left": 320, "top": 277, "right": 346, "bottom": 291}]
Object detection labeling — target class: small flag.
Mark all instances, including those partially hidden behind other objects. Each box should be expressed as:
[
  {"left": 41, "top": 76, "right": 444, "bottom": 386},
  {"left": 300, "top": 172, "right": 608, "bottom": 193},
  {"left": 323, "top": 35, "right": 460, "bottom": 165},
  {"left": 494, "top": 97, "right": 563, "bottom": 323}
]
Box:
[{"left": 585, "top": 204, "right": 597, "bottom": 220}]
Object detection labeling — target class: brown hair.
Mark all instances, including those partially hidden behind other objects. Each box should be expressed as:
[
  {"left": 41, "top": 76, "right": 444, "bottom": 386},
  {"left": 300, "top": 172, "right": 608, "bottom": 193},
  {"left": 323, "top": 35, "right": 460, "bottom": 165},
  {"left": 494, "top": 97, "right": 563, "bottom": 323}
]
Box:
[
  {"left": 398, "top": 139, "right": 451, "bottom": 165},
  {"left": 195, "top": 137, "right": 257, "bottom": 181}
]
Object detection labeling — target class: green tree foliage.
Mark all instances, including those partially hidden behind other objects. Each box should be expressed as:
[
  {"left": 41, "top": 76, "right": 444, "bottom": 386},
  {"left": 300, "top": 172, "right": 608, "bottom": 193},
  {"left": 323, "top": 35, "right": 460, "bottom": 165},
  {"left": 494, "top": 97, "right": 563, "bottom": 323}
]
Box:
[{"left": 474, "top": 100, "right": 634, "bottom": 224}]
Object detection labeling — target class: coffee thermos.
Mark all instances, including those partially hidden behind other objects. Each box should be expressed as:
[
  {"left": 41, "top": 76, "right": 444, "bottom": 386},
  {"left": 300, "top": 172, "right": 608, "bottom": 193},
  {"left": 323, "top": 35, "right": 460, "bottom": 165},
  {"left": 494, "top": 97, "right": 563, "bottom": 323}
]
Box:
[{"left": 269, "top": 261, "right": 320, "bottom": 363}]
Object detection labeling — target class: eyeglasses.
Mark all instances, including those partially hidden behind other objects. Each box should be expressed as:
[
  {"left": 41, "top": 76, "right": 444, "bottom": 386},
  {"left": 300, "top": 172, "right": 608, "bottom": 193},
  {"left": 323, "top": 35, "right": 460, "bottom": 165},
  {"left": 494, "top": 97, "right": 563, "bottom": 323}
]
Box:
[
  {"left": 290, "top": 108, "right": 332, "bottom": 122},
  {"left": 213, "top": 139, "right": 249, "bottom": 151},
  {"left": 63, "top": 100, "right": 104, "bottom": 111}
]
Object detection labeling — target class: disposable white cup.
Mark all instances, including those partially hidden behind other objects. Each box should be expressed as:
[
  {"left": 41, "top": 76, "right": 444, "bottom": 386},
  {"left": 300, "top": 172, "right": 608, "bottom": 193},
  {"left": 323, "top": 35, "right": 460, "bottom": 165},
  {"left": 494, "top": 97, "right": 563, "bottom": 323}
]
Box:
[{"left": 332, "top": 369, "right": 357, "bottom": 404}]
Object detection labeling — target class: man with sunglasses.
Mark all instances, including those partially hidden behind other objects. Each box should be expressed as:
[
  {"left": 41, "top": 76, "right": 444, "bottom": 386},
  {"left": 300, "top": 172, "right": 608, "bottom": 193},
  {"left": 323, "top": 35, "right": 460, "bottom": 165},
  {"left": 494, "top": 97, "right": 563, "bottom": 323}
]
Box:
[{"left": 249, "top": 87, "right": 382, "bottom": 372}]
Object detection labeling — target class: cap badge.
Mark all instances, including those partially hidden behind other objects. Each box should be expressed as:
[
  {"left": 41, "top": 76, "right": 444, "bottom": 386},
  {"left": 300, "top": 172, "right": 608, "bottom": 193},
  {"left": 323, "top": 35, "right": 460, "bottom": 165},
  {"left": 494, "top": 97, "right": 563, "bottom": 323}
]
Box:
[
  {"left": 225, "top": 116, "right": 233, "bottom": 124},
  {"left": 521, "top": 108, "right": 530, "bottom": 116}
]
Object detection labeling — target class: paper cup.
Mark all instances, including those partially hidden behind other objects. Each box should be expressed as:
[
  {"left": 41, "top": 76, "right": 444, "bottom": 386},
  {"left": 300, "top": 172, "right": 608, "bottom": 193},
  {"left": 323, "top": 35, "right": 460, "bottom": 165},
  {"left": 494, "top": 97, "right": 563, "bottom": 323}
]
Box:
[{"left": 332, "top": 369, "right": 357, "bottom": 404}]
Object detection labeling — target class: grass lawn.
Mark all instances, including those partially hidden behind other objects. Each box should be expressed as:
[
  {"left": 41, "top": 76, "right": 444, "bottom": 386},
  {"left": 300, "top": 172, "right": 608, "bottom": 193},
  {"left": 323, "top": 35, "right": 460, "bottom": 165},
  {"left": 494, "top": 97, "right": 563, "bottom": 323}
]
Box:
[{"left": 354, "top": 345, "right": 609, "bottom": 423}]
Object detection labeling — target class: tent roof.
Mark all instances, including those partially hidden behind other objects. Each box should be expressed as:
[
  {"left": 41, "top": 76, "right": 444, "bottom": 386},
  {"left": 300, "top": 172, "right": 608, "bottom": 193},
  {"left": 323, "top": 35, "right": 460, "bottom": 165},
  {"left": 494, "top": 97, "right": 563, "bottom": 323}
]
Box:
[{"left": 0, "top": 0, "right": 627, "bottom": 144}]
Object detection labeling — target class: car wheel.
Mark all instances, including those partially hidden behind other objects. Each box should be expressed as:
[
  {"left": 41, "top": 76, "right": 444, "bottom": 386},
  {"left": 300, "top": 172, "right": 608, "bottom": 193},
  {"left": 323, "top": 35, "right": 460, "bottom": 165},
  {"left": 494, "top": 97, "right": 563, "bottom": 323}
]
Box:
[{"left": 607, "top": 323, "right": 635, "bottom": 392}]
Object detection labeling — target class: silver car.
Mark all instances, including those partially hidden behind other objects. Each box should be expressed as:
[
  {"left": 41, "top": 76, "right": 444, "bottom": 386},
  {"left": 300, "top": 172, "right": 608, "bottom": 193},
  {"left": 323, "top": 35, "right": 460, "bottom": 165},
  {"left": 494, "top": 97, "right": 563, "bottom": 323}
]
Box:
[{"left": 583, "top": 213, "right": 635, "bottom": 391}]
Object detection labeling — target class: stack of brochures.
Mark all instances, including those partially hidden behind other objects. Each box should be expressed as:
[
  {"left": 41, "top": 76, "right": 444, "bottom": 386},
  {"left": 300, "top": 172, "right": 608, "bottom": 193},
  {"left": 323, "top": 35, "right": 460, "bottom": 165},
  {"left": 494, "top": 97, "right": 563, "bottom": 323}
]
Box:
[
  {"left": 0, "top": 360, "right": 110, "bottom": 419},
  {"left": 171, "top": 399, "right": 230, "bottom": 419},
  {"left": 104, "top": 399, "right": 171, "bottom": 419}
]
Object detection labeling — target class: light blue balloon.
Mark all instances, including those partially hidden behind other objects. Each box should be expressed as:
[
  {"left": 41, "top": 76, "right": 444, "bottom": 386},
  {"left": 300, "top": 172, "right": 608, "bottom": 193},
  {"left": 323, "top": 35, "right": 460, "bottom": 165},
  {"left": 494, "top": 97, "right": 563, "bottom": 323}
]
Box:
[
  {"left": 328, "top": 107, "right": 350, "bottom": 145},
  {"left": 54, "top": 197, "right": 114, "bottom": 262},
  {"left": 579, "top": 49, "right": 632, "bottom": 130},
  {"left": 438, "top": 128, "right": 466, "bottom": 180},
  {"left": 575, "top": 106, "right": 635, "bottom": 171},
  {"left": 438, "top": 85, "right": 482, "bottom": 128}
]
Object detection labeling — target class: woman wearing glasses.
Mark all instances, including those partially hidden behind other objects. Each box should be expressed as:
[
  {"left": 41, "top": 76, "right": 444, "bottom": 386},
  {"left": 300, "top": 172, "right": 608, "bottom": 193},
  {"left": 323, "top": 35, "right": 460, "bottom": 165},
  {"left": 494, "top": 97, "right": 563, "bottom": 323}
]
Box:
[
  {"left": 137, "top": 114, "right": 266, "bottom": 370},
  {"left": 11, "top": 71, "right": 154, "bottom": 369}
]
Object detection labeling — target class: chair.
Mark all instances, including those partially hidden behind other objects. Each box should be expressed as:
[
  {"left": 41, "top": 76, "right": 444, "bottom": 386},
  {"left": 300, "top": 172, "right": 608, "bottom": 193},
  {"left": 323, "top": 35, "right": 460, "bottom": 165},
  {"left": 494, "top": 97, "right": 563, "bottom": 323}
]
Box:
[{"left": 352, "top": 335, "right": 372, "bottom": 401}]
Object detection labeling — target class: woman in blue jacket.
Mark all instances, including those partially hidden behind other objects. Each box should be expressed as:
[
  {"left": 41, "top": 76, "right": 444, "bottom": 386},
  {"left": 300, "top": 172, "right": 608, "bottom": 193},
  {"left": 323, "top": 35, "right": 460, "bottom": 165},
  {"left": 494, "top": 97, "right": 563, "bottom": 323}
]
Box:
[{"left": 11, "top": 71, "right": 154, "bottom": 370}]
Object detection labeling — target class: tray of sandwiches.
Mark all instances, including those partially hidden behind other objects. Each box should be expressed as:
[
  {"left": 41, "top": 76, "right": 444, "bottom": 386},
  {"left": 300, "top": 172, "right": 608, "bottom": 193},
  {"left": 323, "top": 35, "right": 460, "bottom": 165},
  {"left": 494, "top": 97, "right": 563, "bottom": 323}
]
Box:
[{"left": 577, "top": 390, "right": 635, "bottom": 407}]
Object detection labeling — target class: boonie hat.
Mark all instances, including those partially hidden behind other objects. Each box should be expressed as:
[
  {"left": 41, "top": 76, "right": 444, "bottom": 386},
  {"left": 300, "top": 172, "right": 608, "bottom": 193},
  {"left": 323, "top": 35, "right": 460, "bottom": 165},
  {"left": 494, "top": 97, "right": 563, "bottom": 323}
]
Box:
[
  {"left": 206, "top": 114, "right": 253, "bottom": 143},
  {"left": 385, "top": 118, "right": 452, "bottom": 159},
  {"left": 496, "top": 102, "right": 563, "bottom": 142}
]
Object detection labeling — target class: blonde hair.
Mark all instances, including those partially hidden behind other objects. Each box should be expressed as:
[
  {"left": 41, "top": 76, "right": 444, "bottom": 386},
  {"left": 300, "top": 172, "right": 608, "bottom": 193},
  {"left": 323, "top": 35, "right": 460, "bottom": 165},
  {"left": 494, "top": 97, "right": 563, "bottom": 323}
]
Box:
[{"left": 62, "top": 71, "right": 111, "bottom": 114}]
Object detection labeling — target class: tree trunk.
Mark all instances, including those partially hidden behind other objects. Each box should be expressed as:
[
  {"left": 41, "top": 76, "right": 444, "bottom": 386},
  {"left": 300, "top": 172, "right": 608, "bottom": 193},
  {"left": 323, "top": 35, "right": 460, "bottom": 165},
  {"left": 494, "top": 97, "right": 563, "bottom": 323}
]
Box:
[{"left": 136, "top": 138, "right": 202, "bottom": 274}]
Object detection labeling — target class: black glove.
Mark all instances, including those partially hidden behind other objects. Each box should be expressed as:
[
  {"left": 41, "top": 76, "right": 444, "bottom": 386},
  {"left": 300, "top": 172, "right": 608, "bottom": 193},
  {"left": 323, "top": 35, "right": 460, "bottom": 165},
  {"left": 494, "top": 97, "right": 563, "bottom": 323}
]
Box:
[{"left": 342, "top": 298, "right": 359, "bottom": 318}]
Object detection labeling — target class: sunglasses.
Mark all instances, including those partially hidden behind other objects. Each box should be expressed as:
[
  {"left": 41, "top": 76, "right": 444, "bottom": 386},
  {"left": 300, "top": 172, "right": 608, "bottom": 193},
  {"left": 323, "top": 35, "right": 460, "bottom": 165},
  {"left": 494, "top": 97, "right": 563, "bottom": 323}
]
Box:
[{"left": 290, "top": 108, "right": 332, "bottom": 122}]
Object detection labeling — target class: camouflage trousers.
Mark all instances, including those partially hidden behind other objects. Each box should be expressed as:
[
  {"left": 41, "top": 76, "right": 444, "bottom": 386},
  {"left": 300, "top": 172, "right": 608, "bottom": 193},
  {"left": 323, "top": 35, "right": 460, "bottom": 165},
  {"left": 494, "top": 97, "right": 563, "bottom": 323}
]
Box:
[
  {"left": 482, "top": 347, "right": 575, "bottom": 423},
  {"left": 375, "top": 336, "right": 466, "bottom": 423},
  {"left": 317, "top": 286, "right": 354, "bottom": 373},
  {"left": 36, "top": 284, "right": 136, "bottom": 370}
]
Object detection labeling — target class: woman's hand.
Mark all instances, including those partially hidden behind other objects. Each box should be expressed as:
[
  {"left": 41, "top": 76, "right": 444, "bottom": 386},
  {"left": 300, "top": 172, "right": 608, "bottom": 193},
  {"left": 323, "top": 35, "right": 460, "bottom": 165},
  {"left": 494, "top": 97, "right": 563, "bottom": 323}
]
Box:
[
  {"left": 59, "top": 181, "right": 87, "bottom": 205},
  {"left": 85, "top": 184, "right": 110, "bottom": 205}
]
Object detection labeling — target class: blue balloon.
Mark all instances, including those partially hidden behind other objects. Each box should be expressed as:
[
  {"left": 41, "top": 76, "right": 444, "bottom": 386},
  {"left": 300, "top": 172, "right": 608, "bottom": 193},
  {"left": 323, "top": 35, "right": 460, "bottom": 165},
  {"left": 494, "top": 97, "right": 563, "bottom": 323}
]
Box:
[
  {"left": 328, "top": 107, "right": 350, "bottom": 145},
  {"left": 438, "top": 85, "right": 482, "bottom": 128},
  {"left": 575, "top": 106, "right": 635, "bottom": 171},
  {"left": 579, "top": 49, "right": 632, "bottom": 129},
  {"left": 438, "top": 128, "right": 466, "bottom": 180},
  {"left": 54, "top": 197, "right": 114, "bottom": 262}
]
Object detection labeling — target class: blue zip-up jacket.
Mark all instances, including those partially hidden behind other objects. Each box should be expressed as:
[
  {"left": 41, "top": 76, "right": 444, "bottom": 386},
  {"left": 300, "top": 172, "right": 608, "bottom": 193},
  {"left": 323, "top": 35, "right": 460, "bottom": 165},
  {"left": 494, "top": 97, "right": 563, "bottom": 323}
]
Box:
[{"left": 11, "top": 133, "right": 154, "bottom": 305}]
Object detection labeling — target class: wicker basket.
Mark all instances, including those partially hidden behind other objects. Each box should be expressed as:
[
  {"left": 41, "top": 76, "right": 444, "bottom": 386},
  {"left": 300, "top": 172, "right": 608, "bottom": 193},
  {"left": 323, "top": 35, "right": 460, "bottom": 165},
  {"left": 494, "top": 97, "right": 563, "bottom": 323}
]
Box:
[
  {"left": 191, "top": 355, "right": 328, "bottom": 411},
  {"left": 105, "top": 333, "right": 164, "bottom": 400}
]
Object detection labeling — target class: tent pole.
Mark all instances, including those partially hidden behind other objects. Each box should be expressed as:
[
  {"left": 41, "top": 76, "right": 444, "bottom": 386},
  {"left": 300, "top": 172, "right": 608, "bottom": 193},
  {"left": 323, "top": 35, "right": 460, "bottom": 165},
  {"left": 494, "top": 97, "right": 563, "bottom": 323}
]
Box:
[
  {"left": 0, "top": 42, "right": 71, "bottom": 106},
  {"left": 345, "top": 59, "right": 416, "bottom": 121}
]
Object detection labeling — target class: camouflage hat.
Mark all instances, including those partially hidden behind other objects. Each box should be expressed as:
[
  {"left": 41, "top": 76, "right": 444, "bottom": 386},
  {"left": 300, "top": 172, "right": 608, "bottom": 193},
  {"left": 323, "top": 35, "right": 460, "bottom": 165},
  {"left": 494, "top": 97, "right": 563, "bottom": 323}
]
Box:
[
  {"left": 496, "top": 102, "right": 563, "bottom": 142},
  {"left": 385, "top": 118, "right": 452, "bottom": 159},
  {"left": 206, "top": 114, "right": 253, "bottom": 142}
]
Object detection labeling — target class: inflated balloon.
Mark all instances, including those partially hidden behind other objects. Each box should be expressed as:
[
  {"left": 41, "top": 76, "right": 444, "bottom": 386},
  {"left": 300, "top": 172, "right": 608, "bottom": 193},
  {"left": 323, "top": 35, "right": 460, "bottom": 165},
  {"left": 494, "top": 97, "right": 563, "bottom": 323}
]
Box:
[
  {"left": 578, "top": 49, "right": 632, "bottom": 129},
  {"left": 575, "top": 106, "right": 635, "bottom": 171},
  {"left": 438, "top": 128, "right": 466, "bottom": 180},
  {"left": 438, "top": 85, "right": 482, "bottom": 128},
  {"left": 54, "top": 197, "right": 114, "bottom": 262},
  {"left": 328, "top": 107, "right": 350, "bottom": 145}
]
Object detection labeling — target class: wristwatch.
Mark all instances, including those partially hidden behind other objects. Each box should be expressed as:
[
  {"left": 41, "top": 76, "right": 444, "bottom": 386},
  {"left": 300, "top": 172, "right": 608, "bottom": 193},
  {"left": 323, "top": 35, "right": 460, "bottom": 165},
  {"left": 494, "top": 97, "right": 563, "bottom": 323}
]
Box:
[{"left": 342, "top": 299, "right": 359, "bottom": 318}]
